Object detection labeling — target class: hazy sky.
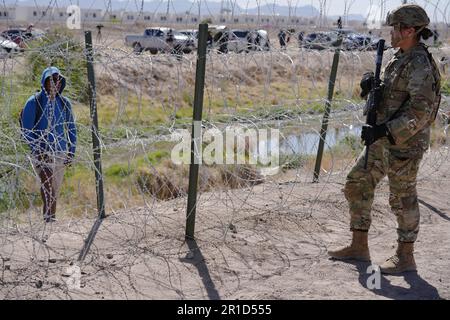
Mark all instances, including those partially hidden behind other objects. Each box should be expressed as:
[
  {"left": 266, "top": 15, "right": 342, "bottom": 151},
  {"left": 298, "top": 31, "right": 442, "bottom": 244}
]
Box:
[{"left": 233, "top": 0, "right": 449, "bottom": 21}]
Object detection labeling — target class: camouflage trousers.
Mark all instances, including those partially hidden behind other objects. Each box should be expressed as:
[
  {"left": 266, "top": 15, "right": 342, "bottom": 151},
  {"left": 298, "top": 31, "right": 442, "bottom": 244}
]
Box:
[{"left": 344, "top": 138, "right": 422, "bottom": 242}]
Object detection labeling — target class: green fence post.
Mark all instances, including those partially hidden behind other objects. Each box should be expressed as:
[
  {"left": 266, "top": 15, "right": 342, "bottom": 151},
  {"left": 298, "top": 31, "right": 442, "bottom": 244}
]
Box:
[{"left": 185, "top": 24, "right": 208, "bottom": 240}]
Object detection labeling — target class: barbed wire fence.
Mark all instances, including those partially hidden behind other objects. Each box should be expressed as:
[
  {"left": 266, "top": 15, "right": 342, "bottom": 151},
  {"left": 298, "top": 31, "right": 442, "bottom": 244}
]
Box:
[{"left": 0, "top": 0, "right": 449, "bottom": 299}]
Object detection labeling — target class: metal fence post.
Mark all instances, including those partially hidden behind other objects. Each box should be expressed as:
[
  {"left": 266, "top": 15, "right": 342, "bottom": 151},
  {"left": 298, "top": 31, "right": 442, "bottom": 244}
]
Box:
[
  {"left": 185, "top": 24, "right": 208, "bottom": 240},
  {"left": 313, "top": 29, "right": 344, "bottom": 182},
  {"left": 78, "top": 30, "right": 106, "bottom": 263}
]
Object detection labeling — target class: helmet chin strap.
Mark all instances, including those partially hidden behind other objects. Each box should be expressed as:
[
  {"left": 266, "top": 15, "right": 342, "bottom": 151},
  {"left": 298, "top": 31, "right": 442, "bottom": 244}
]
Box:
[{"left": 414, "top": 25, "right": 426, "bottom": 38}]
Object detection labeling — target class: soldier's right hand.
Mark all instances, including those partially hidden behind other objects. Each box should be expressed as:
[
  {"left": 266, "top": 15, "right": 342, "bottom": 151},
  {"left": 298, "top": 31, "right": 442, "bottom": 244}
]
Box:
[{"left": 361, "top": 123, "right": 389, "bottom": 146}]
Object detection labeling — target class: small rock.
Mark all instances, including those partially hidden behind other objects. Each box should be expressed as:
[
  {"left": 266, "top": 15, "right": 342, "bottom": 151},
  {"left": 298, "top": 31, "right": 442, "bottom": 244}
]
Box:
[
  {"left": 231, "top": 235, "right": 236, "bottom": 239},
  {"left": 4, "top": 264, "right": 10, "bottom": 270},
  {"left": 106, "top": 254, "right": 114, "bottom": 259},
  {"left": 2, "top": 258, "right": 10, "bottom": 262},
  {"left": 173, "top": 208, "right": 178, "bottom": 212},
  {"left": 48, "top": 258, "right": 57, "bottom": 263},
  {"left": 36, "top": 280, "right": 43, "bottom": 289}
]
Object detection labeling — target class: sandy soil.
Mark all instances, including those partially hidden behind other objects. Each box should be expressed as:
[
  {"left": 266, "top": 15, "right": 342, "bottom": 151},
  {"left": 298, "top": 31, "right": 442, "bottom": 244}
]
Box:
[{"left": 0, "top": 146, "right": 449, "bottom": 300}]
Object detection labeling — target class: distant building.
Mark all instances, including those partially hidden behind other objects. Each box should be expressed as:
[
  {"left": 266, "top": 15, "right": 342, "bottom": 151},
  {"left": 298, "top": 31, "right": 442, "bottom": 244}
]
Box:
[
  {"left": 2, "top": 5, "right": 322, "bottom": 27},
  {"left": 13, "top": 6, "right": 102, "bottom": 23},
  {"left": 0, "top": 7, "right": 16, "bottom": 21}
]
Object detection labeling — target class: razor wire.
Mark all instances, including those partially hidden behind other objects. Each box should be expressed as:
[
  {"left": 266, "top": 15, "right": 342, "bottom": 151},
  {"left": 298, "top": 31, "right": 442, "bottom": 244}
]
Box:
[{"left": 0, "top": 0, "right": 449, "bottom": 299}]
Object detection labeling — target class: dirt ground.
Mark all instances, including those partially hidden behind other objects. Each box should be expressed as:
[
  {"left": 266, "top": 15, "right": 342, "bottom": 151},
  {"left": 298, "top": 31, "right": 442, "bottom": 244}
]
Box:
[
  {"left": 1, "top": 24, "right": 449, "bottom": 300},
  {"left": 0, "top": 145, "right": 449, "bottom": 300}
]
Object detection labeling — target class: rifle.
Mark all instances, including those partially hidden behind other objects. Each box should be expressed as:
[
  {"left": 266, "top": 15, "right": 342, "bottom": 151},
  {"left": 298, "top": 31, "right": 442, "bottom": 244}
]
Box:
[{"left": 364, "top": 39, "right": 385, "bottom": 169}]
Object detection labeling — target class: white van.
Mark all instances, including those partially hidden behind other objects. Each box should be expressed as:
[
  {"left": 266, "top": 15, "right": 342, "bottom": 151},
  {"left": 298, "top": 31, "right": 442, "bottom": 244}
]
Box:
[{"left": 226, "top": 29, "right": 270, "bottom": 53}]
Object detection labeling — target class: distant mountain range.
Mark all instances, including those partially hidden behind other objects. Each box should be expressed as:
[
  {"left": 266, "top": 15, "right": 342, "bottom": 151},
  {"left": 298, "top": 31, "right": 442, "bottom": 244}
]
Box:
[{"left": 8, "top": 0, "right": 322, "bottom": 17}]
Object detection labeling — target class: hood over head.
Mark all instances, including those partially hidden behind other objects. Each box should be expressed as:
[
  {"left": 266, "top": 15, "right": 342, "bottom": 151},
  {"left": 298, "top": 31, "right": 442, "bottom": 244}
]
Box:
[{"left": 40, "top": 66, "right": 66, "bottom": 94}]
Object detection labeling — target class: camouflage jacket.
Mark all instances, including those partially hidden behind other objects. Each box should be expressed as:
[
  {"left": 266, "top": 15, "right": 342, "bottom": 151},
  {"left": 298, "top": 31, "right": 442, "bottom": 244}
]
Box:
[{"left": 379, "top": 43, "right": 441, "bottom": 155}]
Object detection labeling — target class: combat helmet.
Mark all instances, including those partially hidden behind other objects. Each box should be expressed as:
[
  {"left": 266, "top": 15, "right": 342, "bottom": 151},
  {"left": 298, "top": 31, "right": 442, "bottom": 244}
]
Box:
[{"left": 386, "top": 4, "right": 430, "bottom": 27}]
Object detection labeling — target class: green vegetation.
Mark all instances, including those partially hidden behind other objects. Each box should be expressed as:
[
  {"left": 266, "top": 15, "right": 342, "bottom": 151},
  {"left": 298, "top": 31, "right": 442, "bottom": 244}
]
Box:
[
  {"left": 442, "top": 79, "right": 450, "bottom": 96},
  {"left": 25, "top": 27, "right": 89, "bottom": 104},
  {"left": 2, "top": 31, "right": 448, "bottom": 217}
]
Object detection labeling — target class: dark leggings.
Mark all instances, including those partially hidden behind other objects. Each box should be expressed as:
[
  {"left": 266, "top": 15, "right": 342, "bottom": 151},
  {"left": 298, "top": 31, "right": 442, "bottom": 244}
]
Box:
[{"left": 38, "top": 166, "right": 57, "bottom": 219}]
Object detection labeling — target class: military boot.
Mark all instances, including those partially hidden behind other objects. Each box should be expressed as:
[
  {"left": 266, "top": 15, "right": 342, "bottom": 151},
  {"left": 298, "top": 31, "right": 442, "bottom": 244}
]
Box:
[
  {"left": 328, "top": 230, "right": 371, "bottom": 262},
  {"left": 380, "top": 242, "right": 416, "bottom": 274}
]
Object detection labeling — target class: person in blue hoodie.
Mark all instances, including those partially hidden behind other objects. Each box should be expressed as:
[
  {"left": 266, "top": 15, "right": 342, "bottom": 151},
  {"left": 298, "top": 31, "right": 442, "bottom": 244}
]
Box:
[{"left": 21, "top": 66, "right": 77, "bottom": 222}]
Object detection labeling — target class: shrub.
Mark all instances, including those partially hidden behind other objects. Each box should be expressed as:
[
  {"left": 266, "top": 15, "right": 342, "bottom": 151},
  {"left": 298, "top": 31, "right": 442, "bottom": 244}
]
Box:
[{"left": 25, "top": 27, "right": 89, "bottom": 104}]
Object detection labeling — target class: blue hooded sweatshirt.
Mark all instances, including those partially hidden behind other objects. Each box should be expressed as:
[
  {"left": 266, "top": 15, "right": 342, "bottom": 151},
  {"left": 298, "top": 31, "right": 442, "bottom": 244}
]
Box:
[{"left": 21, "top": 66, "right": 77, "bottom": 158}]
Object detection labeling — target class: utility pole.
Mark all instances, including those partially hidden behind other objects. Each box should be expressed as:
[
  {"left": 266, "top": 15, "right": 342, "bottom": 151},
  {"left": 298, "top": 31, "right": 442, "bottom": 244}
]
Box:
[
  {"left": 256, "top": 0, "right": 261, "bottom": 24},
  {"left": 138, "top": 0, "right": 144, "bottom": 22},
  {"left": 379, "top": 0, "right": 384, "bottom": 25}
]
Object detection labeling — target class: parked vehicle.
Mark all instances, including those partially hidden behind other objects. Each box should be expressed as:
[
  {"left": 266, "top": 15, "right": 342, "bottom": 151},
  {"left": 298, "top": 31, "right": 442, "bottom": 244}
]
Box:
[
  {"left": 1, "top": 27, "right": 45, "bottom": 49},
  {"left": 301, "top": 29, "right": 382, "bottom": 51},
  {"left": 251, "top": 29, "right": 270, "bottom": 51},
  {"left": 212, "top": 29, "right": 270, "bottom": 53},
  {"left": 226, "top": 29, "right": 250, "bottom": 53},
  {"left": 179, "top": 29, "right": 199, "bottom": 48},
  {"left": 343, "top": 34, "right": 367, "bottom": 50},
  {"left": 125, "top": 28, "right": 195, "bottom": 54},
  {"left": 1, "top": 29, "right": 29, "bottom": 47},
  {"left": 0, "top": 36, "right": 21, "bottom": 56},
  {"left": 302, "top": 32, "right": 338, "bottom": 50}
]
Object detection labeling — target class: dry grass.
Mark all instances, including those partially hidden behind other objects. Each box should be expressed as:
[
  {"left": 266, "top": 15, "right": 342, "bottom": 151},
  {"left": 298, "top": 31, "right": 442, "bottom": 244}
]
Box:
[{"left": 135, "top": 159, "right": 262, "bottom": 201}]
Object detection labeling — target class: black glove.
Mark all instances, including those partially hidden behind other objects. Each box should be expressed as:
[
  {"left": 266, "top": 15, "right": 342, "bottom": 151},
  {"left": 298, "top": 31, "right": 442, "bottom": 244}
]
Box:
[
  {"left": 361, "top": 123, "right": 390, "bottom": 145},
  {"left": 360, "top": 72, "right": 374, "bottom": 98}
]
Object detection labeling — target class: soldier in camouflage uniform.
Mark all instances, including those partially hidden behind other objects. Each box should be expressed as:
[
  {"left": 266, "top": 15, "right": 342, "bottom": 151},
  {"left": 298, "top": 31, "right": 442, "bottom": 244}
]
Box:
[{"left": 328, "top": 4, "right": 441, "bottom": 274}]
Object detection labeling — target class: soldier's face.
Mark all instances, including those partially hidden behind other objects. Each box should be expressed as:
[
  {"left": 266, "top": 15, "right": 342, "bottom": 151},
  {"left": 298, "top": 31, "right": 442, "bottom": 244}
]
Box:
[{"left": 390, "top": 25, "right": 415, "bottom": 48}]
